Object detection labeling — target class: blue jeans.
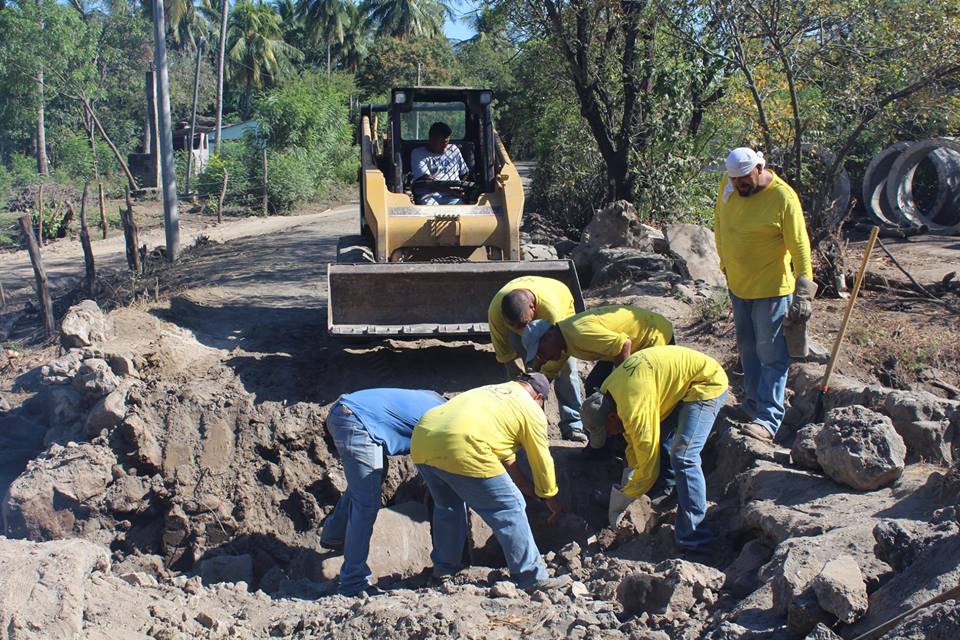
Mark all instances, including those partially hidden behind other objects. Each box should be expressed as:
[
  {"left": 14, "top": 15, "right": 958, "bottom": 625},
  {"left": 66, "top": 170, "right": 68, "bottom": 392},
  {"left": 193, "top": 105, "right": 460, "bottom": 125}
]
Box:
[
  {"left": 419, "top": 193, "right": 462, "bottom": 205},
  {"left": 658, "top": 391, "right": 727, "bottom": 549},
  {"left": 417, "top": 464, "right": 547, "bottom": 588},
  {"left": 507, "top": 332, "right": 583, "bottom": 433},
  {"left": 321, "top": 404, "right": 385, "bottom": 595},
  {"left": 729, "top": 292, "right": 791, "bottom": 435}
]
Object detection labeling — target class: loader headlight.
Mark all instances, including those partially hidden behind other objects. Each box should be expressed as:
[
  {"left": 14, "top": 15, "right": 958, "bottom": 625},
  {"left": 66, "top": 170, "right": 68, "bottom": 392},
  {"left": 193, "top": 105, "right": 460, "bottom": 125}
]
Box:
[
  {"left": 394, "top": 91, "right": 407, "bottom": 104},
  {"left": 479, "top": 91, "right": 492, "bottom": 105}
]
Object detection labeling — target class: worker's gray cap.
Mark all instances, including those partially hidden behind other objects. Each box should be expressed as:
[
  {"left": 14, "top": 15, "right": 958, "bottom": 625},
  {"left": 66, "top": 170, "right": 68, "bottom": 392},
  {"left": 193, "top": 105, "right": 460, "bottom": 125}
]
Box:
[
  {"left": 521, "top": 319, "right": 552, "bottom": 365},
  {"left": 517, "top": 372, "right": 551, "bottom": 402},
  {"left": 581, "top": 391, "right": 615, "bottom": 449}
]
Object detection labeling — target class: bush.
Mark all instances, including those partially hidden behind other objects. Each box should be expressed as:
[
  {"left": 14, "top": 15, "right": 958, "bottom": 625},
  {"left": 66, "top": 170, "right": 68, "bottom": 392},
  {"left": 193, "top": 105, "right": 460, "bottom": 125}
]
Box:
[
  {"left": 264, "top": 149, "right": 317, "bottom": 213},
  {"left": 8, "top": 153, "right": 40, "bottom": 186}
]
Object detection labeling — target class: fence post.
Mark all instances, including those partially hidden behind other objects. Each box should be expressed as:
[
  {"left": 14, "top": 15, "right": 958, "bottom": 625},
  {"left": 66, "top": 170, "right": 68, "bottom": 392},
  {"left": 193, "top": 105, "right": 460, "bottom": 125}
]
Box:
[{"left": 17, "top": 213, "right": 55, "bottom": 337}]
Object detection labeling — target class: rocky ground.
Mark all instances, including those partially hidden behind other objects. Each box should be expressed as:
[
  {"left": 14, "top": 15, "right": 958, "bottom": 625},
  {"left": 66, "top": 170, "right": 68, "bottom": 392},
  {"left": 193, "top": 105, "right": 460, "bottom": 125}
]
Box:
[{"left": 0, "top": 199, "right": 959, "bottom": 639}]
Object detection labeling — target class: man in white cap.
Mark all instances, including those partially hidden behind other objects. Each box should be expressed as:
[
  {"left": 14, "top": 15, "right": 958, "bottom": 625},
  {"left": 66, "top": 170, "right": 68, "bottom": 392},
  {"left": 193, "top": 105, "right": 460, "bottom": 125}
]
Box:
[{"left": 714, "top": 147, "right": 816, "bottom": 442}]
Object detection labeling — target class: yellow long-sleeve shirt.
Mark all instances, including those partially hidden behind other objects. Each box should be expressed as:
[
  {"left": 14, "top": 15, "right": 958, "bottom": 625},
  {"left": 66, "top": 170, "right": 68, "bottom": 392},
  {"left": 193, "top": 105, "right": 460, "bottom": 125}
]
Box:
[
  {"left": 713, "top": 171, "right": 813, "bottom": 299},
  {"left": 487, "top": 276, "right": 576, "bottom": 378},
  {"left": 601, "top": 346, "right": 728, "bottom": 499},
  {"left": 557, "top": 305, "right": 673, "bottom": 362},
  {"left": 410, "top": 382, "right": 558, "bottom": 498}
]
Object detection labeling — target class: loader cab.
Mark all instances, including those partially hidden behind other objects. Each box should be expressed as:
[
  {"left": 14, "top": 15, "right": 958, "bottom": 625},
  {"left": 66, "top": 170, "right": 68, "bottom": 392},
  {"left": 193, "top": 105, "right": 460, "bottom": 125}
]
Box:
[{"left": 363, "top": 87, "right": 498, "bottom": 203}]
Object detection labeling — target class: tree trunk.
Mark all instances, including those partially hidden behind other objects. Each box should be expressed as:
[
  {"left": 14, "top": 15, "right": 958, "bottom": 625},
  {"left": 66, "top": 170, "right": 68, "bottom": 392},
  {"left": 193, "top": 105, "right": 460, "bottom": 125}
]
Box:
[
  {"left": 36, "top": 65, "right": 49, "bottom": 176},
  {"left": 185, "top": 37, "right": 205, "bottom": 195},
  {"left": 215, "top": 0, "right": 228, "bottom": 155},
  {"left": 77, "top": 183, "right": 96, "bottom": 296},
  {"left": 261, "top": 147, "right": 269, "bottom": 216},
  {"left": 152, "top": 0, "right": 180, "bottom": 262},
  {"left": 18, "top": 214, "right": 55, "bottom": 337},
  {"left": 327, "top": 43, "right": 332, "bottom": 75}
]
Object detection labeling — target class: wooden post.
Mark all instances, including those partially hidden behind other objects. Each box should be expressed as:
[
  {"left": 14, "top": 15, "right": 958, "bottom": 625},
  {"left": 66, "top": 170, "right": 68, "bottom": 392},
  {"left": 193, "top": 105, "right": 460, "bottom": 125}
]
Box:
[
  {"left": 36, "top": 183, "right": 44, "bottom": 246},
  {"left": 217, "top": 167, "right": 228, "bottom": 224},
  {"left": 261, "top": 147, "right": 269, "bottom": 216},
  {"left": 0, "top": 281, "right": 6, "bottom": 309},
  {"left": 97, "top": 182, "right": 108, "bottom": 239},
  {"left": 17, "top": 214, "right": 55, "bottom": 337},
  {"left": 121, "top": 186, "right": 142, "bottom": 273},
  {"left": 77, "top": 183, "right": 96, "bottom": 295}
]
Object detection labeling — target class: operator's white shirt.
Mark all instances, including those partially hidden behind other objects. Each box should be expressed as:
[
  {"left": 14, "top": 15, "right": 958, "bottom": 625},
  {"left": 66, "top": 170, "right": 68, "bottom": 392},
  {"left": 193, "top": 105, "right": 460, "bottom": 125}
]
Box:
[{"left": 411, "top": 144, "right": 469, "bottom": 181}]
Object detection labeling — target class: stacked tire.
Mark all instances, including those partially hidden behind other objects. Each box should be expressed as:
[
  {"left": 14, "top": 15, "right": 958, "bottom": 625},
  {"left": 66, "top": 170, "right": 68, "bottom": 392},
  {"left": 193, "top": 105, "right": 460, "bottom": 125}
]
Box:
[{"left": 862, "top": 138, "right": 960, "bottom": 233}]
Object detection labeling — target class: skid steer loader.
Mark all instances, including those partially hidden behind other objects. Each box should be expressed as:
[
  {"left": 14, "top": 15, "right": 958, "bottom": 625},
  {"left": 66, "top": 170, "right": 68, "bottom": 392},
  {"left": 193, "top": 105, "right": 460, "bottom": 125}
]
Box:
[{"left": 327, "top": 87, "right": 584, "bottom": 337}]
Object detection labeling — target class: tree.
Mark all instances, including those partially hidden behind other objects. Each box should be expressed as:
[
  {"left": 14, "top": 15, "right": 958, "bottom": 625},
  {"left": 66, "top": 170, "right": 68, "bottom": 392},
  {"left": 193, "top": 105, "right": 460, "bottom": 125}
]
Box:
[
  {"left": 497, "top": 0, "right": 726, "bottom": 203},
  {"left": 333, "top": 1, "right": 368, "bottom": 73},
  {"left": 360, "top": 0, "right": 453, "bottom": 41},
  {"left": 226, "top": 0, "right": 303, "bottom": 116},
  {"left": 356, "top": 35, "right": 459, "bottom": 98},
  {"left": 300, "top": 0, "right": 350, "bottom": 74}
]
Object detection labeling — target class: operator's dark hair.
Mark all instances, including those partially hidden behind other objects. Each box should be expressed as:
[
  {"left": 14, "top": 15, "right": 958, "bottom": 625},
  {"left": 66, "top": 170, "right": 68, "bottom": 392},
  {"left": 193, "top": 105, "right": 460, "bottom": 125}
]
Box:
[
  {"left": 501, "top": 289, "right": 534, "bottom": 324},
  {"left": 429, "top": 122, "right": 453, "bottom": 139}
]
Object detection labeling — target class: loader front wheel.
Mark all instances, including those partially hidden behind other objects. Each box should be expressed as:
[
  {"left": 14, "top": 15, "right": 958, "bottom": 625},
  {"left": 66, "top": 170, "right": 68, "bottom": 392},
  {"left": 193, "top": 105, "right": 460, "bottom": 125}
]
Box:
[{"left": 336, "top": 235, "right": 375, "bottom": 264}]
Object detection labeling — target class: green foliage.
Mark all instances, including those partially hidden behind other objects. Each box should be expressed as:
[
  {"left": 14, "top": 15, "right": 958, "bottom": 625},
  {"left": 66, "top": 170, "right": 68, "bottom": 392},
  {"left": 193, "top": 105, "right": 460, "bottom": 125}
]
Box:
[
  {"left": 693, "top": 292, "right": 732, "bottom": 325},
  {"left": 253, "top": 72, "right": 352, "bottom": 150},
  {"left": 7, "top": 153, "right": 41, "bottom": 186},
  {"left": 264, "top": 148, "right": 317, "bottom": 212},
  {"left": 361, "top": 0, "right": 452, "bottom": 40},
  {"left": 356, "top": 36, "right": 459, "bottom": 98}
]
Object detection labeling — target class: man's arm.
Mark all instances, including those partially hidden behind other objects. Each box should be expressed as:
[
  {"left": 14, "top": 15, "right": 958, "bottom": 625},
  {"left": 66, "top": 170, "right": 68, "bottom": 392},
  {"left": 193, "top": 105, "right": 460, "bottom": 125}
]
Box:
[
  {"left": 502, "top": 458, "right": 535, "bottom": 497},
  {"left": 614, "top": 338, "right": 633, "bottom": 365},
  {"left": 714, "top": 179, "right": 727, "bottom": 275},
  {"left": 410, "top": 148, "right": 434, "bottom": 182},
  {"left": 783, "top": 191, "right": 813, "bottom": 280}
]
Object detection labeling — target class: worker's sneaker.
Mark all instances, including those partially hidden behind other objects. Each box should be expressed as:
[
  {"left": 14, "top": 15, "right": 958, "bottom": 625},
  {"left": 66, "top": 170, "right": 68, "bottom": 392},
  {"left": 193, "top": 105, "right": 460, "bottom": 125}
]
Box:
[
  {"left": 523, "top": 575, "right": 573, "bottom": 593},
  {"left": 562, "top": 429, "right": 589, "bottom": 444},
  {"left": 341, "top": 584, "right": 385, "bottom": 598},
  {"left": 739, "top": 422, "right": 774, "bottom": 442}
]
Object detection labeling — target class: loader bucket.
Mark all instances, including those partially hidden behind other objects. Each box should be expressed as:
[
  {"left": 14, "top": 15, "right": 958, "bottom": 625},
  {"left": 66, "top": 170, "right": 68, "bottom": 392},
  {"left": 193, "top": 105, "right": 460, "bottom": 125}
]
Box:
[{"left": 326, "top": 260, "right": 585, "bottom": 338}]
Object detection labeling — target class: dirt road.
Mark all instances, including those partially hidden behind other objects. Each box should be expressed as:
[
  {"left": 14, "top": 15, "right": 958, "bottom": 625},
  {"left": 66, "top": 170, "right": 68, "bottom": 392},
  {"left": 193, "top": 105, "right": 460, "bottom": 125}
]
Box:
[{"left": 0, "top": 205, "right": 358, "bottom": 311}]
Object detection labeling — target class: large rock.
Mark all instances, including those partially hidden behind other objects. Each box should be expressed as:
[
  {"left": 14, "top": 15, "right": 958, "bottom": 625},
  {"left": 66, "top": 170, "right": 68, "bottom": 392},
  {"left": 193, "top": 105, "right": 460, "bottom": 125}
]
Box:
[
  {"left": 724, "top": 538, "right": 773, "bottom": 596},
  {"left": 60, "top": 300, "right": 110, "bottom": 348},
  {"left": 873, "top": 517, "right": 959, "bottom": 572},
  {"left": 120, "top": 414, "right": 163, "bottom": 473},
  {"left": 884, "top": 390, "right": 958, "bottom": 465},
  {"left": 320, "top": 501, "right": 431, "bottom": 581},
  {"left": 0, "top": 538, "right": 111, "bottom": 638},
  {"left": 616, "top": 559, "right": 725, "bottom": 616},
  {"left": 810, "top": 554, "right": 867, "bottom": 624},
  {"left": 590, "top": 248, "right": 676, "bottom": 288},
  {"left": 71, "top": 358, "right": 122, "bottom": 400},
  {"left": 815, "top": 406, "right": 906, "bottom": 490},
  {"left": 846, "top": 533, "right": 960, "bottom": 637},
  {"left": 792, "top": 424, "right": 823, "bottom": 470},
  {"left": 84, "top": 390, "right": 127, "bottom": 434},
  {"left": 663, "top": 224, "right": 725, "bottom": 288},
  {"left": 571, "top": 200, "right": 664, "bottom": 281},
  {"left": 877, "top": 599, "right": 960, "bottom": 639},
  {"left": 784, "top": 363, "right": 889, "bottom": 430},
  {"left": 4, "top": 442, "right": 117, "bottom": 540}
]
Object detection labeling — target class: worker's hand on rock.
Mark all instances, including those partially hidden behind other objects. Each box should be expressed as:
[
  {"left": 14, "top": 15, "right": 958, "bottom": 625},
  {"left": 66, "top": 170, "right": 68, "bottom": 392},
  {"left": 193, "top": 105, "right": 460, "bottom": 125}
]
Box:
[
  {"left": 788, "top": 276, "right": 818, "bottom": 322},
  {"left": 545, "top": 496, "right": 563, "bottom": 525}
]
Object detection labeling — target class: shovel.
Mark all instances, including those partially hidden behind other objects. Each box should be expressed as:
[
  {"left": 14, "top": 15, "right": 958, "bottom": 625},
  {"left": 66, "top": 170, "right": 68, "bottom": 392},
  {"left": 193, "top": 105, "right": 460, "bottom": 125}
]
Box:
[{"left": 814, "top": 225, "right": 879, "bottom": 422}]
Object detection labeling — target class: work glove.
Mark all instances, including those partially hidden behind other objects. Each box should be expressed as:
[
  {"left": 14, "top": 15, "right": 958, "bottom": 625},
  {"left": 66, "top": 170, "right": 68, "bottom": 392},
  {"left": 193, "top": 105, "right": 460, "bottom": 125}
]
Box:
[
  {"left": 784, "top": 277, "right": 818, "bottom": 358},
  {"left": 607, "top": 484, "right": 635, "bottom": 527},
  {"left": 788, "top": 277, "right": 818, "bottom": 323}
]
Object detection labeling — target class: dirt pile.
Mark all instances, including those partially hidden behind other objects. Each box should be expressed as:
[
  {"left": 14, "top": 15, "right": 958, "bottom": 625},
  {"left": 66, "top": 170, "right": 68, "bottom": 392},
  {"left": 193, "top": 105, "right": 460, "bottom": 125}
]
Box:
[{"left": 3, "top": 296, "right": 960, "bottom": 638}]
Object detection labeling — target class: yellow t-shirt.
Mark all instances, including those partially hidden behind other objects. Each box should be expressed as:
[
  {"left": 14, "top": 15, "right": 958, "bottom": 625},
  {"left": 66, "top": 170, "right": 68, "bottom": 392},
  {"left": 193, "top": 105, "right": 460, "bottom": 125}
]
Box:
[
  {"left": 557, "top": 305, "right": 673, "bottom": 362},
  {"left": 487, "top": 276, "right": 576, "bottom": 378},
  {"left": 713, "top": 171, "right": 813, "bottom": 299},
  {"left": 601, "top": 346, "right": 728, "bottom": 499},
  {"left": 411, "top": 382, "right": 558, "bottom": 498}
]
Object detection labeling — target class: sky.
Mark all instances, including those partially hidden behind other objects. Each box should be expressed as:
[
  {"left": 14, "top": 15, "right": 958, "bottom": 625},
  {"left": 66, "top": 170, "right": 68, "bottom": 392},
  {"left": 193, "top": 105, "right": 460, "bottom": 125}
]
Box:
[{"left": 443, "top": 0, "right": 479, "bottom": 42}]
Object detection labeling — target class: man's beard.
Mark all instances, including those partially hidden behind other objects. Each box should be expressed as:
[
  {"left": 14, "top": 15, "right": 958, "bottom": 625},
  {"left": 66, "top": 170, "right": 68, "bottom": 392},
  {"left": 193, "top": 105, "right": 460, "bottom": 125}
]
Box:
[{"left": 736, "top": 184, "right": 756, "bottom": 197}]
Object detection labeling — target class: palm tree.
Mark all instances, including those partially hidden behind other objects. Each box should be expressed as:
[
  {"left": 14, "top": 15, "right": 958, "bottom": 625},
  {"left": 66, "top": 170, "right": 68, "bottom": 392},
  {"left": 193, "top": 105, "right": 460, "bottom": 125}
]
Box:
[
  {"left": 333, "top": 1, "right": 368, "bottom": 72},
  {"left": 299, "top": 0, "right": 349, "bottom": 74},
  {"left": 141, "top": 0, "right": 209, "bottom": 50},
  {"left": 226, "top": 0, "right": 303, "bottom": 116},
  {"left": 360, "top": 0, "right": 453, "bottom": 41}
]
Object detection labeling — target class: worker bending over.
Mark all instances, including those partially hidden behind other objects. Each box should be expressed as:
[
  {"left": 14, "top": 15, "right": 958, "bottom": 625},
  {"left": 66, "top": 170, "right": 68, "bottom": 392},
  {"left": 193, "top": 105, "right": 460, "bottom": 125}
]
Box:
[
  {"left": 411, "top": 373, "right": 566, "bottom": 592},
  {"left": 580, "top": 346, "right": 728, "bottom": 552},
  {"left": 487, "top": 276, "right": 586, "bottom": 443},
  {"left": 714, "top": 147, "right": 815, "bottom": 442},
  {"left": 321, "top": 388, "right": 446, "bottom": 596},
  {"left": 522, "top": 304, "right": 673, "bottom": 396}
]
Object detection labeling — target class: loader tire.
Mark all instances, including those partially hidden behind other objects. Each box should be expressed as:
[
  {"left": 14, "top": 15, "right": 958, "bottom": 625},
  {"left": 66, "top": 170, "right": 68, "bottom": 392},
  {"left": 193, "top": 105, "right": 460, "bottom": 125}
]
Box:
[{"left": 337, "top": 235, "right": 375, "bottom": 264}]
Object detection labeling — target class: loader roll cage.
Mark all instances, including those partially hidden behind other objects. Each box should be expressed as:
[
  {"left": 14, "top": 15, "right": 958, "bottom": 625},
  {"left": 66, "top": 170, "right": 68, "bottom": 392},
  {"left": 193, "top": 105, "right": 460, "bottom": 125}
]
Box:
[{"left": 359, "top": 87, "right": 499, "bottom": 201}]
